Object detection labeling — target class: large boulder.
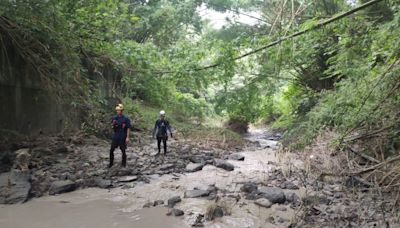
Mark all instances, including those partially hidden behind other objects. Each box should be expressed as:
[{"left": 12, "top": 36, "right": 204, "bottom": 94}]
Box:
[
  {"left": 49, "top": 180, "right": 76, "bottom": 195},
  {"left": 257, "top": 187, "right": 286, "bottom": 204},
  {"left": 184, "top": 190, "right": 210, "bottom": 198},
  {"left": 185, "top": 163, "right": 204, "bottom": 172},
  {"left": 0, "top": 169, "right": 31, "bottom": 204},
  {"left": 213, "top": 159, "right": 234, "bottom": 171}
]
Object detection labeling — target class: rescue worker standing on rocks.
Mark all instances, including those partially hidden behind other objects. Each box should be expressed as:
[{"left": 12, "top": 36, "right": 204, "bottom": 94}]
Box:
[
  {"left": 109, "top": 104, "right": 132, "bottom": 168},
  {"left": 153, "top": 110, "right": 173, "bottom": 156}
]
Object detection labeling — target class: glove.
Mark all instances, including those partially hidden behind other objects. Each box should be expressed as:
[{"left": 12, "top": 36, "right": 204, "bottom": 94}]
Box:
[{"left": 112, "top": 120, "right": 121, "bottom": 129}]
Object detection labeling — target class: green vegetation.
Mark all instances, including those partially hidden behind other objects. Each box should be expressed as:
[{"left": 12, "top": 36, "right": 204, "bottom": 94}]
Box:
[{"left": 1, "top": 0, "right": 399, "bottom": 154}]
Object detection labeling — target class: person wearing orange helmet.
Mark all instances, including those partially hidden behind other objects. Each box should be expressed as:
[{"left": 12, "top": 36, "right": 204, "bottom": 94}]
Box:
[{"left": 109, "top": 104, "right": 132, "bottom": 168}]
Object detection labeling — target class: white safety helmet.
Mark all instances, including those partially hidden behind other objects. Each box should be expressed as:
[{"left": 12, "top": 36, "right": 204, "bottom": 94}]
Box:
[{"left": 160, "top": 110, "right": 166, "bottom": 116}]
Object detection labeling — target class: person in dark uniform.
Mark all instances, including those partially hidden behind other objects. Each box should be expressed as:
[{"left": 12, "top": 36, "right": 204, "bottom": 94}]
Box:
[
  {"left": 109, "top": 104, "right": 132, "bottom": 168},
  {"left": 152, "top": 110, "right": 173, "bottom": 155}
]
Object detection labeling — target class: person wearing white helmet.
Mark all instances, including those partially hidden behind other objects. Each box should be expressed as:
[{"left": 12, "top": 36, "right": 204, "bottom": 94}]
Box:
[{"left": 152, "top": 110, "right": 173, "bottom": 155}]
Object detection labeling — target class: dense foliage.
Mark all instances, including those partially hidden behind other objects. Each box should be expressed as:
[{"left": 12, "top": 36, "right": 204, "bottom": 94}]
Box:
[{"left": 1, "top": 0, "right": 399, "bottom": 153}]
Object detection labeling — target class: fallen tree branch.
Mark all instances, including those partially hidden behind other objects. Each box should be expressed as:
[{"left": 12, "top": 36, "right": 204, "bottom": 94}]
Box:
[
  {"left": 349, "top": 155, "right": 400, "bottom": 175},
  {"left": 344, "top": 123, "right": 397, "bottom": 143},
  {"left": 346, "top": 146, "right": 381, "bottom": 164},
  {"left": 350, "top": 176, "right": 375, "bottom": 187}
]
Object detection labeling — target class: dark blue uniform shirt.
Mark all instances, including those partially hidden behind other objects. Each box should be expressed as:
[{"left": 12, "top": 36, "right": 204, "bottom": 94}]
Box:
[
  {"left": 153, "top": 119, "right": 172, "bottom": 138},
  {"left": 111, "top": 115, "right": 132, "bottom": 141}
]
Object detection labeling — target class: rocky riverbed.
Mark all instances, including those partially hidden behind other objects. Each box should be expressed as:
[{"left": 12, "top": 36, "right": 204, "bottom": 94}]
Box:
[{"left": 0, "top": 129, "right": 399, "bottom": 227}]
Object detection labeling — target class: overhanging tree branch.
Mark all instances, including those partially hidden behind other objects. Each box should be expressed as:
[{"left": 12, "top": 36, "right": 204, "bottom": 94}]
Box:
[{"left": 132, "top": 0, "right": 384, "bottom": 75}]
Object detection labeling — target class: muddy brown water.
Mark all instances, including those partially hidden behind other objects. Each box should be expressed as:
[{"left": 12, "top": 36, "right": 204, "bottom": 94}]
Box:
[
  {"left": 0, "top": 128, "right": 303, "bottom": 228},
  {"left": 0, "top": 189, "right": 185, "bottom": 228}
]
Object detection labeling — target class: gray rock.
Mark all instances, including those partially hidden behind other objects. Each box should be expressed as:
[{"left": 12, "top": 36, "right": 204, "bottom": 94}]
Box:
[
  {"left": 94, "top": 178, "right": 112, "bottom": 189},
  {"left": 204, "top": 159, "right": 213, "bottom": 165},
  {"left": 167, "top": 196, "right": 181, "bottom": 208},
  {"left": 154, "top": 200, "right": 164, "bottom": 206},
  {"left": 229, "top": 154, "right": 245, "bottom": 161},
  {"left": 245, "top": 191, "right": 260, "bottom": 200},
  {"left": 0, "top": 169, "right": 31, "bottom": 204},
  {"left": 184, "top": 190, "right": 210, "bottom": 198},
  {"left": 206, "top": 185, "right": 218, "bottom": 193},
  {"left": 213, "top": 159, "right": 234, "bottom": 171},
  {"left": 121, "top": 183, "right": 135, "bottom": 189},
  {"left": 206, "top": 205, "right": 224, "bottom": 220},
  {"left": 254, "top": 198, "right": 272, "bottom": 208},
  {"left": 172, "top": 208, "right": 184, "bottom": 216},
  {"left": 185, "top": 163, "right": 204, "bottom": 172},
  {"left": 277, "top": 216, "right": 289, "bottom": 223},
  {"left": 118, "top": 176, "right": 138, "bottom": 182},
  {"left": 275, "top": 206, "right": 287, "bottom": 211},
  {"left": 49, "top": 180, "right": 76, "bottom": 195},
  {"left": 281, "top": 180, "right": 299, "bottom": 190},
  {"left": 213, "top": 206, "right": 224, "bottom": 218},
  {"left": 113, "top": 168, "right": 132, "bottom": 176},
  {"left": 240, "top": 182, "right": 258, "bottom": 193},
  {"left": 285, "top": 192, "right": 300, "bottom": 204},
  {"left": 302, "top": 195, "right": 330, "bottom": 205},
  {"left": 334, "top": 192, "right": 343, "bottom": 198},
  {"left": 258, "top": 187, "right": 286, "bottom": 204},
  {"left": 143, "top": 202, "right": 153, "bottom": 208},
  {"left": 59, "top": 172, "right": 72, "bottom": 180},
  {"left": 160, "top": 164, "right": 175, "bottom": 171},
  {"left": 13, "top": 149, "right": 31, "bottom": 171},
  {"left": 188, "top": 155, "right": 205, "bottom": 164},
  {"left": 189, "top": 213, "right": 205, "bottom": 227}
]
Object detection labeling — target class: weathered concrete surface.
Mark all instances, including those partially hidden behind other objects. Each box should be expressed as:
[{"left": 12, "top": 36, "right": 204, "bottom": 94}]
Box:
[{"left": 0, "top": 39, "right": 121, "bottom": 136}]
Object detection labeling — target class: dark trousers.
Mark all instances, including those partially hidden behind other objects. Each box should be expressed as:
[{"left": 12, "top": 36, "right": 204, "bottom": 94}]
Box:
[
  {"left": 109, "top": 139, "right": 127, "bottom": 167},
  {"left": 157, "top": 136, "right": 168, "bottom": 154}
]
